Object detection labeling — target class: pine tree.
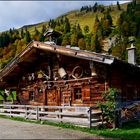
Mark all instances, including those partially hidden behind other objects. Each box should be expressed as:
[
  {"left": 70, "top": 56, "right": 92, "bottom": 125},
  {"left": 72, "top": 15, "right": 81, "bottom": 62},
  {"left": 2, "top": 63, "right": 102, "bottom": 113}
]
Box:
[
  {"left": 0, "top": 36, "right": 4, "bottom": 48},
  {"left": 71, "top": 24, "right": 77, "bottom": 34},
  {"left": 91, "top": 35, "right": 95, "bottom": 51},
  {"left": 98, "top": 5, "right": 105, "bottom": 13},
  {"left": 71, "top": 33, "right": 78, "bottom": 46},
  {"left": 41, "top": 25, "right": 46, "bottom": 34},
  {"left": 64, "top": 17, "right": 70, "bottom": 33},
  {"left": 56, "top": 20, "right": 60, "bottom": 26},
  {"left": 25, "top": 29, "right": 31, "bottom": 44},
  {"left": 77, "top": 24, "right": 83, "bottom": 39},
  {"left": 16, "top": 39, "right": 25, "bottom": 55},
  {"left": 95, "top": 34, "right": 101, "bottom": 53},
  {"left": 9, "top": 28, "right": 13, "bottom": 35},
  {"left": 33, "top": 27, "right": 40, "bottom": 41},
  {"left": 91, "top": 34, "right": 101, "bottom": 53},
  {"left": 85, "top": 34, "right": 92, "bottom": 50},
  {"left": 20, "top": 28, "right": 24, "bottom": 39},
  {"left": 95, "top": 18, "right": 104, "bottom": 38},
  {"left": 80, "top": 6, "right": 84, "bottom": 12},
  {"left": 117, "top": 1, "right": 121, "bottom": 10},
  {"left": 92, "top": 2, "right": 98, "bottom": 12},
  {"left": 34, "top": 27, "right": 40, "bottom": 36},
  {"left": 117, "top": 12, "right": 124, "bottom": 26},
  {"left": 50, "top": 19, "right": 56, "bottom": 28},
  {"left": 39, "top": 34, "right": 45, "bottom": 42},
  {"left": 60, "top": 16, "right": 64, "bottom": 24},
  {"left": 4, "top": 33, "right": 10, "bottom": 46},
  {"left": 48, "top": 19, "right": 52, "bottom": 27},
  {"left": 93, "top": 15, "right": 100, "bottom": 33},
  {"left": 101, "top": 11, "right": 113, "bottom": 36},
  {"left": 104, "top": 11, "right": 112, "bottom": 26}
]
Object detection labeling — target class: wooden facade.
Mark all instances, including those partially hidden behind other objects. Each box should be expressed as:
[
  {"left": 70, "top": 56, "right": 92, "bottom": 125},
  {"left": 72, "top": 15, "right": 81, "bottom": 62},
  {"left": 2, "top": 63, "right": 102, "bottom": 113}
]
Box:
[
  {"left": 0, "top": 41, "right": 140, "bottom": 107},
  {"left": 16, "top": 54, "right": 110, "bottom": 106}
]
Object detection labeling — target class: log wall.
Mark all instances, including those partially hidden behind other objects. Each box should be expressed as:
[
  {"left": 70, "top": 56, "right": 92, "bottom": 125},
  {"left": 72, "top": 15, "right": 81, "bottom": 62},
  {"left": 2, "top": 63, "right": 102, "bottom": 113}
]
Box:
[
  {"left": 16, "top": 53, "right": 140, "bottom": 107},
  {"left": 17, "top": 76, "right": 109, "bottom": 107}
]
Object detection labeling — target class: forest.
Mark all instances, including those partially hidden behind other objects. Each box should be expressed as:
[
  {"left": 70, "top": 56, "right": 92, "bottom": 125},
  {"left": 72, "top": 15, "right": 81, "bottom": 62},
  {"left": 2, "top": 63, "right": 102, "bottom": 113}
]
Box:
[{"left": 0, "top": 0, "right": 140, "bottom": 69}]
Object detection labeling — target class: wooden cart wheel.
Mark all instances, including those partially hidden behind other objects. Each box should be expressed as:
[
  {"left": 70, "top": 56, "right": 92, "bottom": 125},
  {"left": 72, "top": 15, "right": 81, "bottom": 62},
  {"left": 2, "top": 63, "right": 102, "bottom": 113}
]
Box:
[{"left": 72, "top": 66, "right": 83, "bottom": 79}]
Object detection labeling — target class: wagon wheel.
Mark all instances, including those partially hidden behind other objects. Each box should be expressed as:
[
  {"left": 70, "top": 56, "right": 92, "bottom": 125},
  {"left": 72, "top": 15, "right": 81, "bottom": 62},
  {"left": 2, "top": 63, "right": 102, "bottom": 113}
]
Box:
[{"left": 71, "top": 66, "right": 83, "bottom": 79}]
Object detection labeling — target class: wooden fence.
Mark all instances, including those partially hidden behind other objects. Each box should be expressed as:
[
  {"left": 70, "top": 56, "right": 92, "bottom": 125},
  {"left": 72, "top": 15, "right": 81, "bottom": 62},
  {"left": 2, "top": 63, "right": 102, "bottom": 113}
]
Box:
[{"left": 0, "top": 104, "right": 102, "bottom": 128}]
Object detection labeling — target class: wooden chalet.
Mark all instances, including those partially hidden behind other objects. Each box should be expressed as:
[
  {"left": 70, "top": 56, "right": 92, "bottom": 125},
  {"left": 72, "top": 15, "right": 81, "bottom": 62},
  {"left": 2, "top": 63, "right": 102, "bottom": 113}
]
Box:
[{"left": 0, "top": 41, "right": 140, "bottom": 107}]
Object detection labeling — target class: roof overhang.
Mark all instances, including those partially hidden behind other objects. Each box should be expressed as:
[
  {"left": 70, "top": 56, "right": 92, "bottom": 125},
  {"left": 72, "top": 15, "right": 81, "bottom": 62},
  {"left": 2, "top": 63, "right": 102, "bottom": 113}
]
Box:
[
  {"left": 0, "top": 41, "right": 118, "bottom": 89},
  {"left": 33, "top": 41, "right": 115, "bottom": 64}
]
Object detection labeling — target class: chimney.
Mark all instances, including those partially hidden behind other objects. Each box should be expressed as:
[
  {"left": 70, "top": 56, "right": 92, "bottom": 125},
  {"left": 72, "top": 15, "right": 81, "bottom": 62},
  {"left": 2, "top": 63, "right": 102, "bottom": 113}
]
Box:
[{"left": 127, "top": 43, "right": 136, "bottom": 65}]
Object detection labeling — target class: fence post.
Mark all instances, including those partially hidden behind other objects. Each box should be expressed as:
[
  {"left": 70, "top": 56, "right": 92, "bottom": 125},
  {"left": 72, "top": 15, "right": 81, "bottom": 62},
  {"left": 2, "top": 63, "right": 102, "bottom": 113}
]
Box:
[
  {"left": 101, "top": 108, "right": 104, "bottom": 125},
  {"left": 10, "top": 105, "right": 12, "bottom": 117},
  {"left": 88, "top": 107, "right": 92, "bottom": 128},
  {"left": 25, "top": 105, "right": 27, "bottom": 119},
  {"left": 59, "top": 108, "right": 62, "bottom": 120},
  {"left": 36, "top": 106, "right": 39, "bottom": 120}
]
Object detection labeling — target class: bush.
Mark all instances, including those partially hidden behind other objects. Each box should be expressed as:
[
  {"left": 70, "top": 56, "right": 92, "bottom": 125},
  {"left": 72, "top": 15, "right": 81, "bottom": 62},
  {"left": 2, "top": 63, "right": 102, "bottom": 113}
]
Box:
[{"left": 98, "top": 88, "right": 117, "bottom": 126}]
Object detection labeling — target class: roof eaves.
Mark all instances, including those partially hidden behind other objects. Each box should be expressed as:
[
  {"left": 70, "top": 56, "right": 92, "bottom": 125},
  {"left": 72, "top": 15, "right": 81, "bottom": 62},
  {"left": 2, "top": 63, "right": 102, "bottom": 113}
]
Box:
[
  {"left": 33, "top": 41, "right": 115, "bottom": 65},
  {"left": 0, "top": 40, "right": 115, "bottom": 81}
]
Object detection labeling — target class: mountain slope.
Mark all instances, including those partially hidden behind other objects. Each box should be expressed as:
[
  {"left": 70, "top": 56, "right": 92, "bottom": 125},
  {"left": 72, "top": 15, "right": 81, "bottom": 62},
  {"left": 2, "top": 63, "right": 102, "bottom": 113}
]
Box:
[
  {"left": 1, "top": 1, "right": 140, "bottom": 69},
  {"left": 23, "top": 2, "right": 128, "bottom": 34}
]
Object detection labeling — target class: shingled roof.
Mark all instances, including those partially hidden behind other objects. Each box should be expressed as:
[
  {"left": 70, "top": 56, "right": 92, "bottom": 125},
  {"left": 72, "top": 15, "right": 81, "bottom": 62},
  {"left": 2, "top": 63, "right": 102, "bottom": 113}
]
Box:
[{"left": 0, "top": 41, "right": 139, "bottom": 89}]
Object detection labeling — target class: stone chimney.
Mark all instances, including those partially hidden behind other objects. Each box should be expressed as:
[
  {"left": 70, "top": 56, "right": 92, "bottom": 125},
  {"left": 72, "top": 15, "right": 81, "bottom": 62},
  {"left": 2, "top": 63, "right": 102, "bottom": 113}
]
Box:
[{"left": 127, "top": 43, "right": 136, "bottom": 65}]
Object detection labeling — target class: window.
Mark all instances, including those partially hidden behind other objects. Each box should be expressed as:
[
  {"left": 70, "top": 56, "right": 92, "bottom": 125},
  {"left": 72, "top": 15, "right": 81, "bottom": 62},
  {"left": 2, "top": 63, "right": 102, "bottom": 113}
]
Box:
[
  {"left": 74, "top": 88, "right": 82, "bottom": 100},
  {"left": 29, "top": 91, "right": 34, "bottom": 101}
]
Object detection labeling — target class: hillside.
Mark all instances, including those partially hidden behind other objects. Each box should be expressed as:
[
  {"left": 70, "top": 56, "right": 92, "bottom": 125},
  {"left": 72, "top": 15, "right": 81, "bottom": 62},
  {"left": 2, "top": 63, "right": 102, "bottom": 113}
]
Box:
[
  {"left": 22, "top": 2, "right": 128, "bottom": 34},
  {"left": 0, "top": 1, "right": 140, "bottom": 69}
]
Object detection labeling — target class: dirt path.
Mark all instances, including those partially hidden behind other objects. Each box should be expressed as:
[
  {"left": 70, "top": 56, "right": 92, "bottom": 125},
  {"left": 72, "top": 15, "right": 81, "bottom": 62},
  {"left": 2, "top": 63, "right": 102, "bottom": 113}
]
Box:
[{"left": 0, "top": 118, "right": 104, "bottom": 139}]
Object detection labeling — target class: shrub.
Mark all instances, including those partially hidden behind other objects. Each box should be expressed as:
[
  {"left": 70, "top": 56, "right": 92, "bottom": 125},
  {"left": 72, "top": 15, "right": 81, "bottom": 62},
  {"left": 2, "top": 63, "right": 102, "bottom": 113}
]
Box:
[{"left": 98, "top": 88, "right": 117, "bottom": 126}]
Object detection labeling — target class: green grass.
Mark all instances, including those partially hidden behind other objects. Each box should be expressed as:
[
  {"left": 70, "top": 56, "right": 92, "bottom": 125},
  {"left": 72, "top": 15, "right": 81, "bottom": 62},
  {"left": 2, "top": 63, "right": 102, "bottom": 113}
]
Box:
[
  {"left": 0, "top": 91, "right": 16, "bottom": 101},
  {"left": 0, "top": 114, "right": 140, "bottom": 139}
]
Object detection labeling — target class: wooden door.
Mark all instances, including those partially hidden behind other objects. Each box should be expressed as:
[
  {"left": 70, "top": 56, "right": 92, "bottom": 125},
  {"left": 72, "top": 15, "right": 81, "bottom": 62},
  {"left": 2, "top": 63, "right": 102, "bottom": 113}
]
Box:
[
  {"left": 61, "top": 88, "right": 71, "bottom": 106},
  {"left": 46, "top": 89, "right": 58, "bottom": 106}
]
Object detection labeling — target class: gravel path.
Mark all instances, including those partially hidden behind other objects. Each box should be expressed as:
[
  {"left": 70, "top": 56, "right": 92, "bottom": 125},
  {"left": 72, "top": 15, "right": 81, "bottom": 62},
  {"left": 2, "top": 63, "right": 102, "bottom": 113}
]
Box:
[{"left": 0, "top": 118, "right": 104, "bottom": 139}]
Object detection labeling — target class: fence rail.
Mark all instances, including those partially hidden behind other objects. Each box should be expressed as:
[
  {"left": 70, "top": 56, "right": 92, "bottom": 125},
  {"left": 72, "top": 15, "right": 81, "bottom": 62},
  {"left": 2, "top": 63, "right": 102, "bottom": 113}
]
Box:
[{"left": 0, "top": 104, "right": 102, "bottom": 128}]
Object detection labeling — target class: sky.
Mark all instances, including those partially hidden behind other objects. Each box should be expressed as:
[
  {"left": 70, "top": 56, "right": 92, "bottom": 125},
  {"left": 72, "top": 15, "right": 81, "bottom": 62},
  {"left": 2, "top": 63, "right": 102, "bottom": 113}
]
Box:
[{"left": 0, "top": 1, "right": 130, "bottom": 32}]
